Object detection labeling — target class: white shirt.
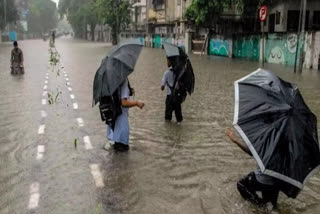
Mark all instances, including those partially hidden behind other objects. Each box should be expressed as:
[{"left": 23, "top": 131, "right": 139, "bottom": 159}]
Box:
[{"left": 161, "top": 67, "right": 176, "bottom": 95}]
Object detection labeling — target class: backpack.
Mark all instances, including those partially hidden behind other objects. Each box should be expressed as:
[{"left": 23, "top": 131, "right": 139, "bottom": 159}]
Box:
[
  {"left": 99, "top": 80, "right": 133, "bottom": 129},
  {"left": 167, "top": 65, "right": 188, "bottom": 106},
  {"left": 99, "top": 89, "right": 122, "bottom": 129}
]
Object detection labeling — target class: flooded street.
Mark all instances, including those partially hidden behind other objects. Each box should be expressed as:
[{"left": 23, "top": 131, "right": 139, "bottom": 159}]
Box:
[{"left": 0, "top": 38, "right": 320, "bottom": 214}]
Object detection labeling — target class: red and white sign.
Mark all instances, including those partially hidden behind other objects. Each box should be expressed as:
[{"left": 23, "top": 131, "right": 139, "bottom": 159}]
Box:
[{"left": 259, "top": 5, "right": 268, "bottom": 22}]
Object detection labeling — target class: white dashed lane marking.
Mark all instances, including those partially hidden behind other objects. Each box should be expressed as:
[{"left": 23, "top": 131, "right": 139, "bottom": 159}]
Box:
[
  {"left": 38, "top": 125, "right": 45, "bottom": 135},
  {"left": 70, "top": 94, "right": 75, "bottom": 99},
  {"left": 73, "top": 103, "right": 78, "bottom": 109},
  {"left": 42, "top": 91, "right": 47, "bottom": 96},
  {"left": 43, "top": 85, "right": 47, "bottom": 90},
  {"left": 36, "top": 145, "right": 45, "bottom": 160},
  {"left": 41, "top": 99, "right": 46, "bottom": 105},
  {"left": 90, "top": 164, "right": 104, "bottom": 188},
  {"left": 83, "top": 136, "right": 93, "bottom": 150},
  {"left": 28, "top": 182, "right": 40, "bottom": 210},
  {"left": 68, "top": 87, "right": 72, "bottom": 92},
  {"left": 41, "top": 110, "right": 47, "bottom": 118},
  {"left": 77, "top": 118, "right": 84, "bottom": 127}
]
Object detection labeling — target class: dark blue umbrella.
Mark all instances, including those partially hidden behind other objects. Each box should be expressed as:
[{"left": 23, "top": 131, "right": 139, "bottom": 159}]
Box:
[
  {"left": 233, "top": 68, "right": 320, "bottom": 194},
  {"left": 93, "top": 41, "right": 143, "bottom": 105}
]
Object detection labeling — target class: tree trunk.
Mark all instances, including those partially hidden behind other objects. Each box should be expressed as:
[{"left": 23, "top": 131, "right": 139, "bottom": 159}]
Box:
[
  {"left": 111, "top": 24, "right": 118, "bottom": 45},
  {"left": 91, "top": 24, "right": 95, "bottom": 41},
  {"left": 100, "top": 25, "right": 104, "bottom": 42},
  {"left": 85, "top": 23, "right": 88, "bottom": 40}
]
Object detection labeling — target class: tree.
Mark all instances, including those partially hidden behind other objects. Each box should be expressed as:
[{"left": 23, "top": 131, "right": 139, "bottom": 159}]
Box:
[
  {"left": 59, "top": 0, "right": 133, "bottom": 43},
  {"left": 0, "top": 0, "right": 19, "bottom": 30},
  {"left": 27, "top": 0, "right": 59, "bottom": 36},
  {"left": 96, "top": 0, "right": 132, "bottom": 45},
  {"left": 186, "top": 0, "right": 274, "bottom": 28},
  {"left": 186, "top": 0, "right": 233, "bottom": 28},
  {"left": 83, "top": 0, "right": 99, "bottom": 41},
  {"left": 59, "top": 0, "right": 99, "bottom": 40}
]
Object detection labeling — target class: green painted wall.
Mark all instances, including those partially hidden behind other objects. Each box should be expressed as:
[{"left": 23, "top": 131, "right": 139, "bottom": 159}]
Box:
[
  {"left": 265, "top": 33, "right": 300, "bottom": 66},
  {"left": 153, "top": 35, "right": 162, "bottom": 48},
  {"left": 233, "top": 35, "right": 260, "bottom": 61},
  {"left": 209, "top": 39, "right": 230, "bottom": 57}
]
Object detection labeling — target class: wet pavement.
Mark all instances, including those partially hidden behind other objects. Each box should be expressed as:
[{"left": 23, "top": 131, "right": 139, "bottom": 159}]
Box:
[{"left": 0, "top": 38, "right": 320, "bottom": 214}]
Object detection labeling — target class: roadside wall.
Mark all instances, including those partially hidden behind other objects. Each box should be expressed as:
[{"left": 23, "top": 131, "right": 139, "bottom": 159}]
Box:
[
  {"left": 119, "top": 31, "right": 319, "bottom": 70},
  {"left": 208, "top": 31, "right": 320, "bottom": 69},
  {"left": 305, "top": 31, "right": 320, "bottom": 70},
  {"left": 208, "top": 36, "right": 231, "bottom": 57},
  {"left": 264, "top": 33, "right": 300, "bottom": 66},
  {"left": 233, "top": 35, "right": 260, "bottom": 61},
  {"left": 120, "top": 33, "right": 185, "bottom": 50}
]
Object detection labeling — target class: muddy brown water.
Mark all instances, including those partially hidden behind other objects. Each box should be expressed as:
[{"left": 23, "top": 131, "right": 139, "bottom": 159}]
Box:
[{"left": 0, "top": 39, "right": 319, "bottom": 214}]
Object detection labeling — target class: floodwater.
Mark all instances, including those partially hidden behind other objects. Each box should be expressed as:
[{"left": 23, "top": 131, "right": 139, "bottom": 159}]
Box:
[{"left": 0, "top": 39, "right": 319, "bottom": 214}]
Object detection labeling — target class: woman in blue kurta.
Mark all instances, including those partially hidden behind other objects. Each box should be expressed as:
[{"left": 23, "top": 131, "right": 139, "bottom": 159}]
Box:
[{"left": 107, "top": 79, "right": 144, "bottom": 151}]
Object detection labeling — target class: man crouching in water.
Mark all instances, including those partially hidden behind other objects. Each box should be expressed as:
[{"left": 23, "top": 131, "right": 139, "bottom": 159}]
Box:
[
  {"left": 226, "top": 128, "right": 298, "bottom": 210},
  {"left": 11, "top": 41, "right": 24, "bottom": 74}
]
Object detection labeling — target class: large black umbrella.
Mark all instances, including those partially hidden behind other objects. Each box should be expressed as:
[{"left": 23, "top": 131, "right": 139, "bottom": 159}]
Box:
[
  {"left": 163, "top": 42, "right": 195, "bottom": 95},
  {"left": 233, "top": 68, "right": 320, "bottom": 192},
  {"left": 93, "top": 41, "right": 143, "bottom": 105}
]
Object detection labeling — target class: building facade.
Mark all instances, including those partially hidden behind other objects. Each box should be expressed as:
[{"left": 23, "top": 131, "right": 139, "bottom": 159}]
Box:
[
  {"left": 262, "top": 0, "right": 320, "bottom": 33},
  {"left": 146, "top": 0, "right": 191, "bottom": 35},
  {"left": 130, "top": 0, "right": 147, "bottom": 32}
]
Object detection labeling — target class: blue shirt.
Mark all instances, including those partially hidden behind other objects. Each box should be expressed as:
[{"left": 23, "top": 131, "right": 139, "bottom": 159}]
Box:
[
  {"left": 161, "top": 67, "right": 176, "bottom": 95},
  {"left": 107, "top": 79, "right": 130, "bottom": 145}
]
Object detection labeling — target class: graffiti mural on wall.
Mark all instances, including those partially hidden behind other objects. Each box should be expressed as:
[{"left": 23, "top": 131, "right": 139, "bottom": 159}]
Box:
[
  {"left": 287, "top": 34, "right": 298, "bottom": 53},
  {"left": 233, "top": 36, "right": 260, "bottom": 61},
  {"left": 265, "top": 33, "right": 300, "bottom": 66},
  {"left": 209, "top": 39, "right": 229, "bottom": 57}
]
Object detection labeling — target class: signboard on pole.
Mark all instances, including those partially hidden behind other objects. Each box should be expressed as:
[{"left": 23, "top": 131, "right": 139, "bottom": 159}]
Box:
[
  {"left": 259, "top": 5, "right": 268, "bottom": 22},
  {"left": 259, "top": 5, "right": 267, "bottom": 67}
]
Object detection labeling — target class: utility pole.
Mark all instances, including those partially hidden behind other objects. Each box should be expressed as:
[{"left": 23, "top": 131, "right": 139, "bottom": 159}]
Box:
[
  {"left": 4, "top": 0, "right": 7, "bottom": 32},
  {"left": 298, "top": 0, "right": 307, "bottom": 73},
  {"left": 294, "top": 0, "right": 303, "bottom": 73}
]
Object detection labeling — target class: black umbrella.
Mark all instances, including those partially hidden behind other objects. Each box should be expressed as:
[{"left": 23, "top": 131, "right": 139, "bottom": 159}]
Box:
[
  {"left": 163, "top": 42, "right": 195, "bottom": 95},
  {"left": 93, "top": 41, "right": 143, "bottom": 105},
  {"left": 233, "top": 68, "right": 320, "bottom": 192}
]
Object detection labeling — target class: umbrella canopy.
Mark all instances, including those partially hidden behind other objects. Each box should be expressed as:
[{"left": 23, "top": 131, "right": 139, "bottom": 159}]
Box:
[
  {"left": 233, "top": 68, "right": 320, "bottom": 190},
  {"left": 93, "top": 41, "right": 143, "bottom": 105},
  {"left": 163, "top": 42, "right": 195, "bottom": 95}
]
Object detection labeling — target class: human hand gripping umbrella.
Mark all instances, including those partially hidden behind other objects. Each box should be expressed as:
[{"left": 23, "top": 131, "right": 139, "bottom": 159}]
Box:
[
  {"left": 233, "top": 68, "right": 320, "bottom": 197},
  {"left": 93, "top": 41, "right": 143, "bottom": 106}
]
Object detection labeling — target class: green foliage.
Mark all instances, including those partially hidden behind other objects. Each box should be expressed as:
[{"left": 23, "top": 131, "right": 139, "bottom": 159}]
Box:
[
  {"left": 59, "top": 0, "right": 133, "bottom": 44},
  {"left": 186, "top": 0, "right": 233, "bottom": 27},
  {"left": 0, "top": 0, "right": 18, "bottom": 30},
  {"left": 74, "top": 138, "right": 78, "bottom": 149},
  {"left": 186, "top": 0, "right": 275, "bottom": 28},
  {"left": 96, "top": 0, "right": 132, "bottom": 44},
  {"left": 47, "top": 89, "right": 62, "bottom": 105},
  {"left": 59, "top": 0, "right": 99, "bottom": 39},
  {"left": 27, "top": 0, "right": 59, "bottom": 35}
]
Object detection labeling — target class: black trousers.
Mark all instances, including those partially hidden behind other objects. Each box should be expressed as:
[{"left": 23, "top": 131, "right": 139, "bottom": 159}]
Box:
[
  {"left": 165, "top": 95, "right": 183, "bottom": 122},
  {"left": 237, "top": 172, "right": 280, "bottom": 208}
]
